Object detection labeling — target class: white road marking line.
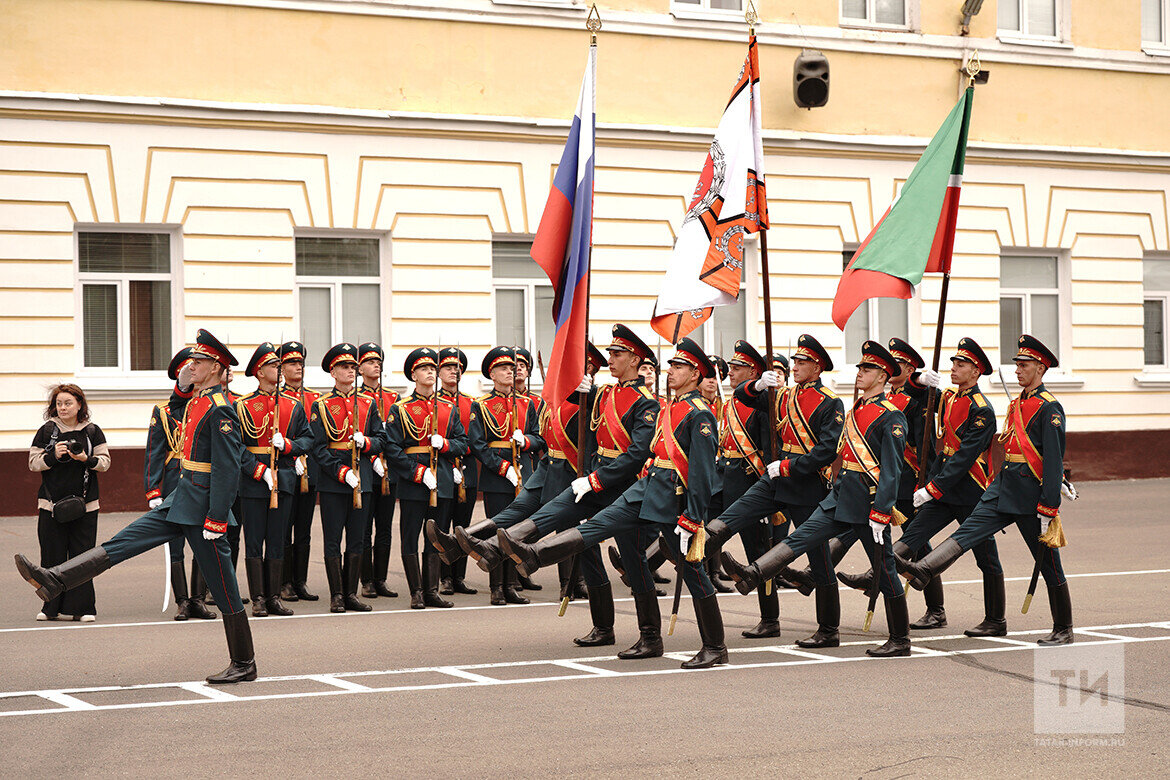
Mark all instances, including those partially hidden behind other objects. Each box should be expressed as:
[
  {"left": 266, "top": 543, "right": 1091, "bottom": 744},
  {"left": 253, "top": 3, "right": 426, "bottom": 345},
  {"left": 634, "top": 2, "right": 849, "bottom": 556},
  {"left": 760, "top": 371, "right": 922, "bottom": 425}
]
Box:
[
  {"left": 1, "top": 622, "right": 1168, "bottom": 719},
  {"left": 4, "top": 567, "right": 1168, "bottom": 635},
  {"left": 978, "top": 636, "right": 1035, "bottom": 647},
  {"left": 306, "top": 675, "right": 371, "bottom": 692},
  {"left": 1074, "top": 629, "right": 1135, "bottom": 641}
]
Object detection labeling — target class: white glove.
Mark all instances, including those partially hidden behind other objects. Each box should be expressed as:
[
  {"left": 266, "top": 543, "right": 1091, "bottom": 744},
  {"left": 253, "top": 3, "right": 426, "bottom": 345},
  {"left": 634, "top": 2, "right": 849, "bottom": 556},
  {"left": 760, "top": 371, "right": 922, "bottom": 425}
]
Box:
[
  {"left": 261, "top": 469, "right": 275, "bottom": 491},
  {"left": 913, "top": 487, "right": 932, "bottom": 508},
  {"left": 674, "top": 525, "right": 693, "bottom": 555},
  {"left": 511, "top": 429, "right": 527, "bottom": 448},
  {"left": 869, "top": 519, "right": 887, "bottom": 544},
  {"left": 177, "top": 364, "right": 194, "bottom": 390},
  {"left": 430, "top": 433, "right": 446, "bottom": 450},
  {"left": 422, "top": 468, "right": 437, "bottom": 491},
  {"left": 1061, "top": 481, "right": 1078, "bottom": 501},
  {"left": 344, "top": 471, "right": 360, "bottom": 489},
  {"left": 203, "top": 529, "right": 223, "bottom": 541},
  {"left": 504, "top": 466, "right": 519, "bottom": 487},
  {"left": 1038, "top": 514, "right": 1051, "bottom": 535},
  {"left": 271, "top": 431, "right": 285, "bottom": 452},
  {"left": 571, "top": 476, "right": 592, "bottom": 503},
  {"left": 148, "top": 497, "right": 162, "bottom": 509},
  {"left": 372, "top": 457, "right": 385, "bottom": 478},
  {"left": 352, "top": 431, "right": 366, "bottom": 450},
  {"left": 766, "top": 460, "right": 782, "bottom": 479},
  {"left": 919, "top": 369, "right": 942, "bottom": 389},
  {"left": 294, "top": 458, "right": 306, "bottom": 476},
  {"left": 754, "top": 371, "right": 780, "bottom": 392},
  {"left": 575, "top": 375, "right": 592, "bottom": 393},
  {"left": 453, "top": 466, "right": 463, "bottom": 485}
]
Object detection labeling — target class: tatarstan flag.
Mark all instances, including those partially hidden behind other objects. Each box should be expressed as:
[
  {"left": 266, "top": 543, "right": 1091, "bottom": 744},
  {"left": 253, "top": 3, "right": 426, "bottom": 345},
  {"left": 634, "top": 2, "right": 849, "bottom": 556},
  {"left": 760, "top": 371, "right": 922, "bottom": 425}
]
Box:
[{"left": 831, "top": 86, "right": 974, "bottom": 330}]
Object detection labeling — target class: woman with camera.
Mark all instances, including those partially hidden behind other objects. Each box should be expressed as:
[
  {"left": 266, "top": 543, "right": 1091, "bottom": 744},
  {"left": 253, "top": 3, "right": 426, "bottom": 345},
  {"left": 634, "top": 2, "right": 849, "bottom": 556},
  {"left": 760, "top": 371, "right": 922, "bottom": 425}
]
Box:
[{"left": 28, "top": 384, "right": 110, "bottom": 622}]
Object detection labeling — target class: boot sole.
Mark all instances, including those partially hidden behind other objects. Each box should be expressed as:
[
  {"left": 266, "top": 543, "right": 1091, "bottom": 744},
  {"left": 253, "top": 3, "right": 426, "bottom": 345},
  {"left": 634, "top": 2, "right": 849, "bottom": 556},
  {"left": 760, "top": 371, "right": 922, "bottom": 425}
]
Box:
[{"left": 14, "top": 555, "right": 55, "bottom": 602}]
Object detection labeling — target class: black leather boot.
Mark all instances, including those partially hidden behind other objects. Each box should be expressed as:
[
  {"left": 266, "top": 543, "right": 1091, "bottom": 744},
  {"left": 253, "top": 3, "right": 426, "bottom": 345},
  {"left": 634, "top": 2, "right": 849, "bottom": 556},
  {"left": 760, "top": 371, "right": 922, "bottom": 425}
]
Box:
[
  {"left": 451, "top": 554, "right": 477, "bottom": 594},
  {"left": 1037, "top": 581, "right": 1074, "bottom": 646},
  {"left": 681, "top": 594, "right": 729, "bottom": 669},
  {"left": 343, "top": 553, "right": 372, "bottom": 612},
  {"left": 796, "top": 585, "right": 841, "bottom": 648},
  {"left": 572, "top": 572, "right": 588, "bottom": 600},
  {"left": 866, "top": 593, "right": 911, "bottom": 657},
  {"left": 245, "top": 557, "right": 267, "bottom": 617},
  {"left": 188, "top": 562, "right": 218, "bottom": 620},
  {"left": 708, "top": 558, "right": 732, "bottom": 594},
  {"left": 15, "top": 547, "right": 111, "bottom": 602},
  {"left": 360, "top": 546, "right": 377, "bottom": 598},
  {"left": 426, "top": 518, "right": 465, "bottom": 566},
  {"left": 617, "top": 592, "right": 663, "bottom": 659},
  {"left": 742, "top": 583, "right": 780, "bottom": 639},
  {"left": 265, "top": 559, "right": 293, "bottom": 616},
  {"left": 403, "top": 554, "right": 424, "bottom": 609},
  {"left": 422, "top": 552, "right": 454, "bottom": 608},
  {"left": 900, "top": 538, "right": 963, "bottom": 591},
  {"left": 558, "top": 559, "right": 575, "bottom": 600},
  {"left": 461, "top": 530, "right": 503, "bottom": 574},
  {"left": 910, "top": 579, "right": 948, "bottom": 629},
  {"left": 573, "top": 582, "right": 616, "bottom": 647},
  {"left": 965, "top": 571, "right": 1007, "bottom": 637},
  {"left": 325, "top": 555, "right": 345, "bottom": 613},
  {"left": 837, "top": 540, "right": 909, "bottom": 592},
  {"left": 293, "top": 543, "right": 318, "bottom": 601},
  {"left": 206, "top": 610, "right": 258, "bottom": 684},
  {"left": 516, "top": 572, "right": 543, "bottom": 591},
  {"left": 488, "top": 565, "right": 506, "bottom": 606},
  {"left": 171, "top": 558, "right": 190, "bottom": 621},
  {"left": 502, "top": 563, "right": 530, "bottom": 605},
  {"left": 499, "top": 527, "right": 584, "bottom": 579},
  {"left": 607, "top": 546, "right": 630, "bottom": 588},
  {"left": 701, "top": 519, "right": 733, "bottom": 560},
  {"left": 721, "top": 543, "right": 798, "bottom": 596},
  {"left": 373, "top": 545, "right": 398, "bottom": 597},
  {"left": 280, "top": 544, "right": 298, "bottom": 601}
]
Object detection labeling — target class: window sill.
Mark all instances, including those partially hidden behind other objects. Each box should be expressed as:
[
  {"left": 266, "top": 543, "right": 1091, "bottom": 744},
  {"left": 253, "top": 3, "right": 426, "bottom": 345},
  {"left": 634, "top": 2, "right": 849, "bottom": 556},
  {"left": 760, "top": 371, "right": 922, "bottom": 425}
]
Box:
[
  {"left": 1142, "top": 44, "right": 1170, "bottom": 57},
  {"left": 78, "top": 373, "right": 174, "bottom": 400},
  {"left": 670, "top": 6, "right": 749, "bottom": 23},
  {"left": 996, "top": 33, "right": 1073, "bottom": 50},
  {"left": 491, "top": 0, "right": 584, "bottom": 9},
  {"left": 1134, "top": 370, "right": 1170, "bottom": 388},
  {"left": 839, "top": 20, "right": 914, "bottom": 34}
]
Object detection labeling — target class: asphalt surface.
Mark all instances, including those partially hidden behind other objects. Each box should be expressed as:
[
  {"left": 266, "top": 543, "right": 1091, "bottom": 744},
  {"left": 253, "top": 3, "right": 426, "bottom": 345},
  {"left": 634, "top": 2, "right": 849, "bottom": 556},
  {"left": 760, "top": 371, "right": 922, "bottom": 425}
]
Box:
[{"left": 2, "top": 479, "right": 1167, "bottom": 777}]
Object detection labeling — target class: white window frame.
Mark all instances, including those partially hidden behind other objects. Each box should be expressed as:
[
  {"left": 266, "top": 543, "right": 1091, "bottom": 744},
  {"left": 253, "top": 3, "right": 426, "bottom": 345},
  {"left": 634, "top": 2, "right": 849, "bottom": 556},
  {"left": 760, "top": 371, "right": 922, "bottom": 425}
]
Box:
[
  {"left": 997, "top": 0, "right": 1072, "bottom": 47},
  {"left": 839, "top": 0, "right": 917, "bottom": 33},
  {"left": 491, "top": 235, "right": 552, "bottom": 393},
  {"left": 295, "top": 229, "right": 391, "bottom": 389},
  {"left": 73, "top": 224, "right": 184, "bottom": 395},
  {"left": 1143, "top": 0, "right": 1170, "bottom": 55},
  {"left": 670, "top": 0, "right": 746, "bottom": 23},
  {"left": 997, "top": 248, "right": 1078, "bottom": 385},
  {"left": 1139, "top": 252, "right": 1170, "bottom": 386}
]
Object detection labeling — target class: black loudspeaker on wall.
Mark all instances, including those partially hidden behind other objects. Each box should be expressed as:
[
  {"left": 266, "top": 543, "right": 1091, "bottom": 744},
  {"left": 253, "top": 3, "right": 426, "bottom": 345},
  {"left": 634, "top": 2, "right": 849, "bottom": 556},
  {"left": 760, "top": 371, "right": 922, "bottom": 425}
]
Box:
[{"left": 793, "top": 50, "right": 829, "bottom": 108}]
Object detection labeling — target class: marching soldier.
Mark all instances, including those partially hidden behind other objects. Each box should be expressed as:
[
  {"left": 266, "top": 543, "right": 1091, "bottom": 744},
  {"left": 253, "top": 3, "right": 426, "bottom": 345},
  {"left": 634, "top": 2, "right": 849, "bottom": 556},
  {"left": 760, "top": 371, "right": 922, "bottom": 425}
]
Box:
[
  {"left": 309, "top": 343, "right": 384, "bottom": 613},
  {"left": 219, "top": 367, "right": 245, "bottom": 577},
  {"left": 16, "top": 329, "right": 257, "bottom": 683},
  {"left": 382, "top": 347, "right": 468, "bottom": 609},
  {"left": 235, "top": 343, "right": 314, "bottom": 617},
  {"left": 464, "top": 346, "right": 542, "bottom": 605},
  {"left": 358, "top": 342, "right": 401, "bottom": 599},
  {"left": 145, "top": 346, "right": 216, "bottom": 621},
  {"left": 278, "top": 341, "right": 322, "bottom": 602},
  {"left": 901, "top": 335, "right": 1073, "bottom": 646},
  {"left": 511, "top": 346, "right": 547, "bottom": 592},
  {"left": 722, "top": 340, "right": 912, "bottom": 657},
  {"left": 436, "top": 346, "right": 478, "bottom": 595},
  {"left": 500, "top": 337, "right": 727, "bottom": 669},
  {"left": 704, "top": 334, "right": 844, "bottom": 647}
]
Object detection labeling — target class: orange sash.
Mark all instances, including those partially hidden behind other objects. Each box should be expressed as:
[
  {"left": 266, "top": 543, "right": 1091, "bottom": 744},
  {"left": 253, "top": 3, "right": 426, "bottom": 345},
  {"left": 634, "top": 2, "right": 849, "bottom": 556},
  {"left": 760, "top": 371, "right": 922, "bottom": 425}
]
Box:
[
  {"left": 600, "top": 386, "right": 633, "bottom": 452},
  {"left": 657, "top": 400, "right": 692, "bottom": 488},
  {"left": 1007, "top": 397, "right": 1045, "bottom": 481},
  {"left": 722, "top": 400, "right": 764, "bottom": 475},
  {"left": 841, "top": 406, "right": 882, "bottom": 484}
]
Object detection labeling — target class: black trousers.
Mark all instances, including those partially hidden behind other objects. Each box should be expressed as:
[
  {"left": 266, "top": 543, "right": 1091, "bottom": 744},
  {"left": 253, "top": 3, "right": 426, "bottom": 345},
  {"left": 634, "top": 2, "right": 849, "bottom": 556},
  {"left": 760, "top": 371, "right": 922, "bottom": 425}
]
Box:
[
  {"left": 401, "top": 497, "right": 450, "bottom": 555},
  {"left": 240, "top": 494, "right": 293, "bottom": 559},
  {"left": 37, "top": 509, "right": 98, "bottom": 617},
  {"left": 286, "top": 484, "right": 318, "bottom": 547},
  {"left": 365, "top": 481, "right": 397, "bottom": 551},
  {"left": 319, "top": 491, "right": 370, "bottom": 558}
]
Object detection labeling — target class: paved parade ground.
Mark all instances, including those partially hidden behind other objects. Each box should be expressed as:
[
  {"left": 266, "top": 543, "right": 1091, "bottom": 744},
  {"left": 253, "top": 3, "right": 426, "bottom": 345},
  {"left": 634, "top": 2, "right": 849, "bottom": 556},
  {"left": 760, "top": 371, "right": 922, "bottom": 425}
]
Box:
[{"left": 2, "top": 478, "right": 1167, "bottom": 777}]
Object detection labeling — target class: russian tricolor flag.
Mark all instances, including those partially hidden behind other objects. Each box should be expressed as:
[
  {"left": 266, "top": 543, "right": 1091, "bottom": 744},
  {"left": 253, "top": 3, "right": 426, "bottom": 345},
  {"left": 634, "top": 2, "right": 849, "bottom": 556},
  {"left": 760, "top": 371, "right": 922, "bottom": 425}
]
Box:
[{"left": 532, "top": 46, "right": 596, "bottom": 408}]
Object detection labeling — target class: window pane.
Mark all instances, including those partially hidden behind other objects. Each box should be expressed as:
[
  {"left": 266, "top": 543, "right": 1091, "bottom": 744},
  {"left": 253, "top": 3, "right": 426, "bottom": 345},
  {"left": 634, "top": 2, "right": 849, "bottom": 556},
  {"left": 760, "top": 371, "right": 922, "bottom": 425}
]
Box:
[
  {"left": 844, "top": 299, "right": 869, "bottom": 364},
  {"left": 296, "top": 237, "right": 379, "bottom": 277},
  {"left": 713, "top": 293, "right": 747, "bottom": 358},
  {"left": 83, "top": 284, "right": 119, "bottom": 368},
  {"left": 1032, "top": 293, "right": 1060, "bottom": 356},
  {"left": 532, "top": 285, "right": 556, "bottom": 367},
  {"left": 128, "top": 280, "right": 171, "bottom": 371},
  {"left": 875, "top": 0, "right": 904, "bottom": 24},
  {"left": 877, "top": 297, "right": 909, "bottom": 342},
  {"left": 299, "top": 287, "right": 331, "bottom": 363},
  {"left": 341, "top": 284, "right": 381, "bottom": 346},
  {"left": 709, "top": 0, "right": 741, "bottom": 9},
  {"left": 998, "top": 0, "right": 1021, "bottom": 31},
  {"left": 1143, "top": 258, "right": 1170, "bottom": 290},
  {"left": 841, "top": 0, "right": 866, "bottom": 19},
  {"left": 493, "top": 240, "right": 542, "bottom": 279},
  {"left": 1026, "top": 0, "right": 1056, "bottom": 36},
  {"left": 1001, "top": 255, "right": 1057, "bottom": 288},
  {"left": 674, "top": 0, "right": 700, "bottom": 4},
  {"left": 79, "top": 232, "right": 169, "bottom": 274},
  {"left": 999, "top": 297, "right": 1023, "bottom": 358},
  {"left": 1144, "top": 299, "right": 1166, "bottom": 365},
  {"left": 496, "top": 288, "right": 526, "bottom": 349},
  {"left": 1143, "top": 0, "right": 1163, "bottom": 42}
]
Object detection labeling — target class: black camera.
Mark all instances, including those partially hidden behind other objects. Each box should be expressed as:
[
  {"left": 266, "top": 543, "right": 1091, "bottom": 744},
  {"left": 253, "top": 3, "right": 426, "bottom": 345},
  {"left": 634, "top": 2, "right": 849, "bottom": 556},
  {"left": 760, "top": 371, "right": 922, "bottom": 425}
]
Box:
[{"left": 65, "top": 439, "right": 85, "bottom": 456}]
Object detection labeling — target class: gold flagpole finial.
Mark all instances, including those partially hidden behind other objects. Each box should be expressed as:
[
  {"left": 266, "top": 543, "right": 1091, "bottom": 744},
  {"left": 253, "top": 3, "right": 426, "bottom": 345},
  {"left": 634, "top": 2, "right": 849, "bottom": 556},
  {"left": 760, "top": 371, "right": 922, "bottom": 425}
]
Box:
[
  {"left": 586, "top": 4, "right": 602, "bottom": 43},
  {"left": 744, "top": 0, "right": 759, "bottom": 34},
  {"left": 964, "top": 50, "right": 982, "bottom": 87}
]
